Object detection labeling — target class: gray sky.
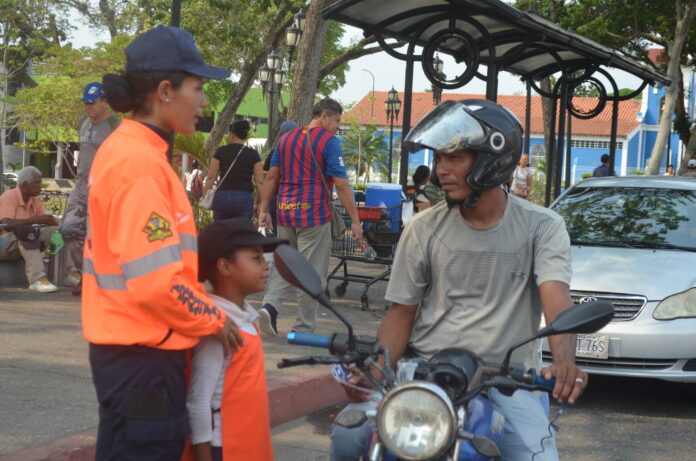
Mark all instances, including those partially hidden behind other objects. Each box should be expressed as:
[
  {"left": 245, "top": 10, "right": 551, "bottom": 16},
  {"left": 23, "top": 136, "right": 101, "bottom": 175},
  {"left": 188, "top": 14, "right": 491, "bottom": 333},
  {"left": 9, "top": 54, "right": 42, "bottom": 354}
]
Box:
[{"left": 68, "top": 19, "right": 645, "bottom": 109}]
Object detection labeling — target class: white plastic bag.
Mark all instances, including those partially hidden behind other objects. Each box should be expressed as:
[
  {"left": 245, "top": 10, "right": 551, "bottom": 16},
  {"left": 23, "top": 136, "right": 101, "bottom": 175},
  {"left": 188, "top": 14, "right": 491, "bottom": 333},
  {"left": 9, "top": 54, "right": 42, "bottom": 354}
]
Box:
[{"left": 258, "top": 227, "right": 275, "bottom": 270}]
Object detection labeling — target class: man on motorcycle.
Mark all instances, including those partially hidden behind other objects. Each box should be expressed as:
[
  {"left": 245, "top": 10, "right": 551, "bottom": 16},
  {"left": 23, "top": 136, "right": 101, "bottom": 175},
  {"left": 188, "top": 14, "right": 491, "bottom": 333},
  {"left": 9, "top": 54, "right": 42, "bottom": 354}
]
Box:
[{"left": 332, "top": 99, "right": 587, "bottom": 461}]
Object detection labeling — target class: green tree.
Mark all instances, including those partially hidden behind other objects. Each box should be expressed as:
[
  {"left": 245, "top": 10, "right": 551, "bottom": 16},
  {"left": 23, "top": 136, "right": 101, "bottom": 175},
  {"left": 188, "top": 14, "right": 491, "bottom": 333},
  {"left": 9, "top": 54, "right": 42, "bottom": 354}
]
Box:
[
  {"left": 1, "top": 0, "right": 72, "bottom": 191},
  {"left": 341, "top": 115, "right": 389, "bottom": 184}
]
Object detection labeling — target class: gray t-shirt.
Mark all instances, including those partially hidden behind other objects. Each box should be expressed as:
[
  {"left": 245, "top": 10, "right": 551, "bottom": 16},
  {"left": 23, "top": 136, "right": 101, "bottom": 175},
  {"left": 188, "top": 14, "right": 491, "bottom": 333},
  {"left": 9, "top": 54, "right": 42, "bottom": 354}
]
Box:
[
  {"left": 77, "top": 116, "right": 118, "bottom": 180},
  {"left": 385, "top": 194, "right": 572, "bottom": 372}
]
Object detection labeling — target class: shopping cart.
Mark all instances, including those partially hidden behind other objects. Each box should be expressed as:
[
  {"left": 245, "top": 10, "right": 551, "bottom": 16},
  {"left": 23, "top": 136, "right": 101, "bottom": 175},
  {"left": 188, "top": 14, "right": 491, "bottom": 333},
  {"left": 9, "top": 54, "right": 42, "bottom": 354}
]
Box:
[{"left": 328, "top": 202, "right": 402, "bottom": 310}]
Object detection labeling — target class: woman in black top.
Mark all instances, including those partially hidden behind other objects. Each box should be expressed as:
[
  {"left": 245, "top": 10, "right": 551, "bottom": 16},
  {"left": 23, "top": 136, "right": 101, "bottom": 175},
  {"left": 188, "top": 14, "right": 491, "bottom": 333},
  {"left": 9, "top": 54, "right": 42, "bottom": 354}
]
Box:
[{"left": 203, "top": 120, "right": 263, "bottom": 220}]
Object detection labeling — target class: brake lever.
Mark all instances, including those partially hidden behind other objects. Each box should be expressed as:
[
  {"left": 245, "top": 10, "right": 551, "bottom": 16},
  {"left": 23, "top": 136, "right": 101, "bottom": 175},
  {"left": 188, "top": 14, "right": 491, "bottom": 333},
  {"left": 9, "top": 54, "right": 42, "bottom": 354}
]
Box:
[{"left": 277, "top": 355, "right": 341, "bottom": 368}]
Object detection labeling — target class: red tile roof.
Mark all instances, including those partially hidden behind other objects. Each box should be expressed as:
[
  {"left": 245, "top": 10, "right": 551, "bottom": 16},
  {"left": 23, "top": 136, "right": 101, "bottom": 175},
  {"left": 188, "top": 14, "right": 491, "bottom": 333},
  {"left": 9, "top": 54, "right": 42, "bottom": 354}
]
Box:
[
  {"left": 344, "top": 91, "right": 642, "bottom": 137},
  {"left": 647, "top": 48, "right": 667, "bottom": 66}
]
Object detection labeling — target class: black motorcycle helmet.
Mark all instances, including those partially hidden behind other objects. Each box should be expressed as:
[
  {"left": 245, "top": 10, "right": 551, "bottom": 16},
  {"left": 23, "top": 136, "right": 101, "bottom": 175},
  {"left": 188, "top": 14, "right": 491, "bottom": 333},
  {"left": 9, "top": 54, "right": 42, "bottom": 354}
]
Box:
[{"left": 403, "top": 99, "right": 523, "bottom": 208}]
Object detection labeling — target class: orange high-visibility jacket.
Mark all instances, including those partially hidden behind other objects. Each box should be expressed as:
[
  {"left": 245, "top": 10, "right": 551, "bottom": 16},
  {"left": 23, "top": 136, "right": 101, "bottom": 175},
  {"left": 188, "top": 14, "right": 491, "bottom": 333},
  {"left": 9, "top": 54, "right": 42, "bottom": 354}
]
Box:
[{"left": 82, "top": 119, "right": 225, "bottom": 350}]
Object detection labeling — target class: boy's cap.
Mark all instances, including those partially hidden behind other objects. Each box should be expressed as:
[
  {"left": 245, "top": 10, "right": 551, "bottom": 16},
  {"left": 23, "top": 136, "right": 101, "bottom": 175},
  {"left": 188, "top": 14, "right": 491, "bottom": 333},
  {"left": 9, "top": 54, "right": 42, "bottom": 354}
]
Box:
[
  {"left": 81, "top": 82, "right": 105, "bottom": 102},
  {"left": 198, "top": 218, "right": 288, "bottom": 281},
  {"left": 125, "top": 26, "right": 231, "bottom": 80}
]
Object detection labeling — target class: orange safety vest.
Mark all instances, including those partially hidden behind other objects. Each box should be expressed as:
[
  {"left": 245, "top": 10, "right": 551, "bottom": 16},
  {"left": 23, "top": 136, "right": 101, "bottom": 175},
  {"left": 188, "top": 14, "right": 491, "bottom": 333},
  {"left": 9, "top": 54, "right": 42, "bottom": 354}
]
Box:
[
  {"left": 221, "top": 327, "right": 273, "bottom": 461},
  {"left": 82, "top": 119, "right": 225, "bottom": 349}
]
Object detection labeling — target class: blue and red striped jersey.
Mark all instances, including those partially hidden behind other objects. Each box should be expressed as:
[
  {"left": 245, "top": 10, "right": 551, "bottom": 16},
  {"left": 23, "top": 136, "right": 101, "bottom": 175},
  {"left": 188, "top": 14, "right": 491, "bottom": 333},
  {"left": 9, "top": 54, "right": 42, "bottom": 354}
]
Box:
[{"left": 270, "top": 127, "right": 347, "bottom": 227}]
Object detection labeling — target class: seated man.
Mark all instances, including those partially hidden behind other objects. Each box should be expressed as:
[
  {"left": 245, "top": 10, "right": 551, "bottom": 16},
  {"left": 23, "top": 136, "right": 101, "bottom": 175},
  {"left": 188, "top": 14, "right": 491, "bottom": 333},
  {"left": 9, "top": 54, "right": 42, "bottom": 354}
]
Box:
[{"left": 0, "top": 166, "right": 79, "bottom": 292}]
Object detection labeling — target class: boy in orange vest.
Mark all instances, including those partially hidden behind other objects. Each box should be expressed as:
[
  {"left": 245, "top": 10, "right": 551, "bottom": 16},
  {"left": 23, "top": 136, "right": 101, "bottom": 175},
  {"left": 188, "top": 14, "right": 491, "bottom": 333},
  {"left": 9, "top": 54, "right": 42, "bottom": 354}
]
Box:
[{"left": 187, "top": 218, "right": 287, "bottom": 461}]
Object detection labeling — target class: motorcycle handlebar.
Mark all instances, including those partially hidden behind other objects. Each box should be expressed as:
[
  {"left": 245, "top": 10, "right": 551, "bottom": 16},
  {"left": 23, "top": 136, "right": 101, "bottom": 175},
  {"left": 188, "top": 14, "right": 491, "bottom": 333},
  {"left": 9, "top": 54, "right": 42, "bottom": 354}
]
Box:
[
  {"left": 287, "top": 332, "right": 331, "bottom": 349},
  {"left": 530, "top": 373, "right": 556, "bottom": 390}
]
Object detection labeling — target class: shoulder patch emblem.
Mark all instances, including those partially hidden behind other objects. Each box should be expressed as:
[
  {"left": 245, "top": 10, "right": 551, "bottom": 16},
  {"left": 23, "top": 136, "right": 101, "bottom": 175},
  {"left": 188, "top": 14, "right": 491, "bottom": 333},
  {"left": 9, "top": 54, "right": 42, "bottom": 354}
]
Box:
[{"left": 143, "top": 212, "right": 173, "bottom": 242}]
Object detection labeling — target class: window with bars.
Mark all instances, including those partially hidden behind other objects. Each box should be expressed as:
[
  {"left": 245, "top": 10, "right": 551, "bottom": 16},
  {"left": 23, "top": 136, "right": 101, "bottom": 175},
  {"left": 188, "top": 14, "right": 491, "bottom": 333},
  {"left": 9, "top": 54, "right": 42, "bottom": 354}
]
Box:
[{"left": 570, "top": 139, "right": 623, "bottom": 150}]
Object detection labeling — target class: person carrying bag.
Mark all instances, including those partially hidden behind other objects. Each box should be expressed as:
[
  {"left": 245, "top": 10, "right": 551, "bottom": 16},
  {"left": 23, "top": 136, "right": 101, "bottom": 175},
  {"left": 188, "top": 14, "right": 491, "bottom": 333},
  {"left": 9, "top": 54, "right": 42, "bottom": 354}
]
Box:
[{"left": 199, "top": 146, "right": 247, "bottom": 210}]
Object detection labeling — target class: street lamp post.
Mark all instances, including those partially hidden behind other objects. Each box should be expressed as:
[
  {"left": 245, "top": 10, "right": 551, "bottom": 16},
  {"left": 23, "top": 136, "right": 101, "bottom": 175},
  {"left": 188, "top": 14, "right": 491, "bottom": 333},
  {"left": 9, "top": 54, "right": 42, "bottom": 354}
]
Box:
[
  {"left": 385, "top": 87, "right": 401, "bottom": 183},
  {"left": 259, "top": 14, "right": 305, "bottom": 143},
  {"left": 363, "top": 68, "right": 375, "bottom": 116},
  {"left": 431, "top": 54, "right": 444, "bottom": 105}
]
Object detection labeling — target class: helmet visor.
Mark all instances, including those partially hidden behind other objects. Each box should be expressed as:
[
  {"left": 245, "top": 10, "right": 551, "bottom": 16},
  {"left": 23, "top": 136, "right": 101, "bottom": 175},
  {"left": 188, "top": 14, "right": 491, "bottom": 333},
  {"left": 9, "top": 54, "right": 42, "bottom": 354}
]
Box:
[{"left": 403, "top": 100, "right": 487, "bottom": 154}]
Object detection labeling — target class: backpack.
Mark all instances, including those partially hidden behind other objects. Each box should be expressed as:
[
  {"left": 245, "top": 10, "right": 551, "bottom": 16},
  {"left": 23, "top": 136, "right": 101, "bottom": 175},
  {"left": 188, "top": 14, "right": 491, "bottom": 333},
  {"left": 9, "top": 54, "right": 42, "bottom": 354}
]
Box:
[{"left": 190, "top": 170, "right": 203, "bottom": 199}]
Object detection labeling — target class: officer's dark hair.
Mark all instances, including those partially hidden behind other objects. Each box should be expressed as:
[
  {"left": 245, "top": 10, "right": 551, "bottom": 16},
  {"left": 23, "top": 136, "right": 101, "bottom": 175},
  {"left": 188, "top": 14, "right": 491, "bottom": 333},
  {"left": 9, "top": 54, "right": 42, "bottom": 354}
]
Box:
[
  {"left": 312, "top": 98, "right": 343, "bottom": 119},
  {"left": 102, "top": 71, "right": 189, "bottom": 115},
  {"left": 229, "top": 120, "right": 251, "bottom": 140},
  {"left": 600, "top": 153, "right": 610, "bottom": 163}
]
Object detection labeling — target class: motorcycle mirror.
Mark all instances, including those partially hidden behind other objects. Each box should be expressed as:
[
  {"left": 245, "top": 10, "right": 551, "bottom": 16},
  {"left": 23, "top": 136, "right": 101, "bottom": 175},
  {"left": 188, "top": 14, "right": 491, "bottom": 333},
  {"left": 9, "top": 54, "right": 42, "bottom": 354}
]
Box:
[
  {"left": 501, "top": 300, "right": 614, "bottom": 373},
  {"left": 541, "top": 300, "right": 614, "bottom": 336},
  {"left": 273, "top": 244, "right": 323, "bottom": 298},
  {"left": 273, "top": 244, "right": 355, "bottom": 340},
  {"left": 471, "top": 436, "right": 502, "bottom": 459}
]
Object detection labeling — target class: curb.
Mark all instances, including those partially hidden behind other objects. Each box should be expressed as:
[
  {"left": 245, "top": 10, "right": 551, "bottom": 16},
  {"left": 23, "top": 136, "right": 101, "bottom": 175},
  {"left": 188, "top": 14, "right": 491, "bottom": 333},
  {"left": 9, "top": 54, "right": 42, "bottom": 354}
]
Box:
[{"left": 0, "top": 372, "right": 345, "bottom": 461}]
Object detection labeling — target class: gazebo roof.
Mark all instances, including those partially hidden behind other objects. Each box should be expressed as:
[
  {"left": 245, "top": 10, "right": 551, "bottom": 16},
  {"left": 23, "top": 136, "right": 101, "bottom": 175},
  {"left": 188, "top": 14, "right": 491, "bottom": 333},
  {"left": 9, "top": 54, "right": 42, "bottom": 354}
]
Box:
[{"left": 324, "top": 0, "right": 669, "bottom": 86}]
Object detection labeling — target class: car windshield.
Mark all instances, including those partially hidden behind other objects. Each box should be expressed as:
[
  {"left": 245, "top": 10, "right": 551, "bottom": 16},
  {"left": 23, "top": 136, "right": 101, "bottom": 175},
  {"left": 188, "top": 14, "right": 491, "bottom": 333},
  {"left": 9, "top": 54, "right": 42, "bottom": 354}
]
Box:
[{"left": 553, "top": 186, "right": 696, "bottom": 250}]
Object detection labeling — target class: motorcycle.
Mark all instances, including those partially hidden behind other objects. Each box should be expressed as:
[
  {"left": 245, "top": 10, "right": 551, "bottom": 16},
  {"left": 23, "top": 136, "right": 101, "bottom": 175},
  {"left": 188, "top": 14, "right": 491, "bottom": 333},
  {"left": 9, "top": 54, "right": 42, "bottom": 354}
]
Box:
[{"left": 272, "top": 244, "right": 614, "bottom": 460}]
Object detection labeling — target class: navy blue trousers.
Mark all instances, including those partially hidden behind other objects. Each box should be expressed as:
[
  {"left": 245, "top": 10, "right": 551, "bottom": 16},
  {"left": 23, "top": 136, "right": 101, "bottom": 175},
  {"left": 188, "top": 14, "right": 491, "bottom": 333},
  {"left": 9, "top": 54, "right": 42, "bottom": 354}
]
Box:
[{"left": 89, "top": 344, "right": 190, "bottom": 461}]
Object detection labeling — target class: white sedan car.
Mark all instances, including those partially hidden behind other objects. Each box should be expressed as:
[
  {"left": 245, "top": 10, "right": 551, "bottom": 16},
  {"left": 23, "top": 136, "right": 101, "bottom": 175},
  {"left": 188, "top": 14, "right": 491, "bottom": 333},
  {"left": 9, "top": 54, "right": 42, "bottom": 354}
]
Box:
[{"left": 542, "top": 176, "right": 696, "bottom": 382}]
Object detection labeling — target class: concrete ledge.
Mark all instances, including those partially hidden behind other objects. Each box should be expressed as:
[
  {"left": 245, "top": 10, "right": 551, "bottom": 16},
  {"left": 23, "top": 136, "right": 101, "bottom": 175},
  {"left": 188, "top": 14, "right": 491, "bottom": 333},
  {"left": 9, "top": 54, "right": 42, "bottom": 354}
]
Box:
[
  {"left": 0, "top": 260, "right": 27, "bottom": 286},
  {"left": 0, "top": 372, "right": 345, "bottom": 461}
]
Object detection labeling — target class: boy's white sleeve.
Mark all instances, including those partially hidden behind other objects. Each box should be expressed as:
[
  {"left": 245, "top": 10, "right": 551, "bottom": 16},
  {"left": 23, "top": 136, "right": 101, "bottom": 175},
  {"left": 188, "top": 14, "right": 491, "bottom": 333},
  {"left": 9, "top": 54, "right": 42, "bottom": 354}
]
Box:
[{"left": 187, "top": 336, "right": 225, "bottom": 445}]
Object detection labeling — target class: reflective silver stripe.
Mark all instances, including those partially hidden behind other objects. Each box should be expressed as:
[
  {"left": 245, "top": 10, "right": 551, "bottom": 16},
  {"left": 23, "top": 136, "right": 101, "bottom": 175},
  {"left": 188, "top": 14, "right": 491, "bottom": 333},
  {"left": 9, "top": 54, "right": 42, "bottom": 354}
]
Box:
[
  {"left": 83, "top": 258, "right": 127, "bottom": 291},
  {"left": 121, "top": 244, "right": 181, "bottom": 280},
  {"left": 179, "top": 233, "right": 197, "bottom": 253}
]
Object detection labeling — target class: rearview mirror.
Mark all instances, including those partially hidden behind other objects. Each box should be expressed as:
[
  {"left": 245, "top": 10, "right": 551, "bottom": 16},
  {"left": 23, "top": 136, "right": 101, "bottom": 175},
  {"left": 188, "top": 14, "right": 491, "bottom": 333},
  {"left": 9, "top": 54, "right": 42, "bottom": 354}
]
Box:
[
  {"left": 501, "top": 300, "right": 614, "bottom": 373},
  {"left": 544, "top": 300, "right": 614, "bottom": 336},
  {"left": 273, "top": 244, "right": 323, "bottom": 299},
  {"left": 273, "top": 244, "right": 355, "bottom": 339}
]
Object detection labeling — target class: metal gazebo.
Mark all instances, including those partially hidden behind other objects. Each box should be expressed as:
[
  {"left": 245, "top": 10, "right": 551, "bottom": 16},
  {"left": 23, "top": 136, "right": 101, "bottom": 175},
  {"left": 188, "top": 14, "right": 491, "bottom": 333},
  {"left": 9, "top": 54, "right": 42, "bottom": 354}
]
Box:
[{"left": 323, "top": 0, "right": 670, "bottom": 204}]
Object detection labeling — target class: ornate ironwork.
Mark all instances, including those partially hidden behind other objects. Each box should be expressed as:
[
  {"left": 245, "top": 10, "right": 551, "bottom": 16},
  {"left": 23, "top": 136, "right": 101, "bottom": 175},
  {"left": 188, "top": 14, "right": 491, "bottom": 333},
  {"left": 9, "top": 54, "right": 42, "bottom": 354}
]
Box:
[{"left": 39, "top": 191, "right": 70, "bottom": 216}]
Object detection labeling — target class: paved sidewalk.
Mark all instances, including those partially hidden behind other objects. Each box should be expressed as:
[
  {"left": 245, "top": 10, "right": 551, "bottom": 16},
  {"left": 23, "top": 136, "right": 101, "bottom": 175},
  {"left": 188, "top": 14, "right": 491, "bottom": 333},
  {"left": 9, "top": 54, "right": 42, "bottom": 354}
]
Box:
[{"left": 0, "top": 260, "right": 389, "bottom": 460}]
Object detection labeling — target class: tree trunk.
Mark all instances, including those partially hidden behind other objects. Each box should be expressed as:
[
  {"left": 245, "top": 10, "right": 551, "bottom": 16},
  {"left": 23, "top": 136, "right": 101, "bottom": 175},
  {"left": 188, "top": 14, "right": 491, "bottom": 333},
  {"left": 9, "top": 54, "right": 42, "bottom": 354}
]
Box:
[
  {"left": 201, "top": 7, "right": 292, "bottom": 159},
  {"left": 0, "top": 30, "right": 9, "bottom": 194},
  {"left": 646, "top": 0, "right": 696, "bottom": 174},
  {"left": 285, "top": 0, "right": 333, "bottom": 126}
]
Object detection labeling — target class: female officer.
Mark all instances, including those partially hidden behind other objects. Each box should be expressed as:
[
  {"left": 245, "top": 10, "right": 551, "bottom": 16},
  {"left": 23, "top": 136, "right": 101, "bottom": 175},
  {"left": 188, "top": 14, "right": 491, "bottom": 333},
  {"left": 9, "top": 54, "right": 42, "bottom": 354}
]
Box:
[{"left": 82, "top": 26, "right": 242, "bottom": 460}]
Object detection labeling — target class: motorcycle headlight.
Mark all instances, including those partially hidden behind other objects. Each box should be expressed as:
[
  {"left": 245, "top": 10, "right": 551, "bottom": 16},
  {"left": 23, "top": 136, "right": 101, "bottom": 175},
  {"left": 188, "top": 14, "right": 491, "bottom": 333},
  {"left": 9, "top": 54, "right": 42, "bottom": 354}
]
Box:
[
  {"left": 653, "top": 288, "right": 696, "bottom": 320},
  {"left": 377, "top": 381, "right": 456, "bottom": 460}
]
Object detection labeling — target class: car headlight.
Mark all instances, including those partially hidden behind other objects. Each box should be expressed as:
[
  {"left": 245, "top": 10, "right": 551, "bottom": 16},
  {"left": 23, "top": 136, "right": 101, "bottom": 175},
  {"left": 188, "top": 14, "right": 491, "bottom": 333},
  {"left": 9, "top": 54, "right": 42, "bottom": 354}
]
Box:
[
  {"left": 377, "top": 381, "right": 456, "bottom": 460},
  {"left": 653, "top": 288, "right": 696, "bottom": 320}
]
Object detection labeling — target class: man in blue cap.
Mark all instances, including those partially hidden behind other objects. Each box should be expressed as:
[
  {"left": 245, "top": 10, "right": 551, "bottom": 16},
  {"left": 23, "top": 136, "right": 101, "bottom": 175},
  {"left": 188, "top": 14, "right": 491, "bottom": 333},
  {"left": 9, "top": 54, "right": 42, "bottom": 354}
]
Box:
[{"left": 59, "top": 82, "right": 119, "bottom": 295}]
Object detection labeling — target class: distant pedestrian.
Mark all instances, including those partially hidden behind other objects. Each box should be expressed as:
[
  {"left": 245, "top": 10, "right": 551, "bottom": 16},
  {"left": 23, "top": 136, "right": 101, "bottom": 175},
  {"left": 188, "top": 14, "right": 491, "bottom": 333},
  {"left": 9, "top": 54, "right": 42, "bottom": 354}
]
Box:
[
  {"left": 203, "top": 120, "right": 263, "bottom": 220},
  {"left": 60, "top": 82, "right": 119, "bottom": 295},
  {"left": 664, "top": 164, "right": 675, "bottom": 176},
  {"left": 682, "top": 158, "right": 696, "bottom": 177},
  {"left": 511, "top": 153, "right": 533, "bottom": 199},
  {"left": 405, "top": 165, "right": 432, "bottom": 212},
  {"left": 592, "top": 153, "right": 611, "bottom": 177},
  {"left": 84, "top": 26, "right": 241, "bottom": 460},
  {"left": 185, "top": 159, "right": 204, "bottom": 200},
  {"left": 187, "top": 218, "right": 286, "bottom": 461}
]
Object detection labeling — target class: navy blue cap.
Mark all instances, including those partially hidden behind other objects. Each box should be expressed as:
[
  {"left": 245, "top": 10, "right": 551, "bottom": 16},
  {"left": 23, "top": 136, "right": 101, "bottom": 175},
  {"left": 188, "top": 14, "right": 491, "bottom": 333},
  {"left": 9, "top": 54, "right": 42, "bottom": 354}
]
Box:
[
  {"left": 125, "top": 26, "right": 230, "bottom": 80},
  {"left": 81, "top": 82, "right": 105, "bottom": 102}
]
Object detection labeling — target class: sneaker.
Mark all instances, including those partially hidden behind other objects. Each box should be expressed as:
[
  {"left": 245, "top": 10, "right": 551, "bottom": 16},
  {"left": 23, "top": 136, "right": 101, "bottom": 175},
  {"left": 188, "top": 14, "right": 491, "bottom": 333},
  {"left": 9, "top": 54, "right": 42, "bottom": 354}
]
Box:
[
  {"left": 258, "top": 303, "right": 278, "bottom": 336},
  {"left": 29, "top": 277, "right": 58, "bottom": 293},
  {"left": 64, "top": 271, "right": 81, "bottom": 287}
]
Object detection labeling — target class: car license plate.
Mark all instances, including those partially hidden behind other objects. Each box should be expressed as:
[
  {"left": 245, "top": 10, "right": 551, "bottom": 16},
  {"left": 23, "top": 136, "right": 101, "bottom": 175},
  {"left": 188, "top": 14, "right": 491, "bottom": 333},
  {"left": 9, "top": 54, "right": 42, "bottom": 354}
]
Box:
[{"left": 575, "top": 333, "right": 609, "bottom": 359}]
